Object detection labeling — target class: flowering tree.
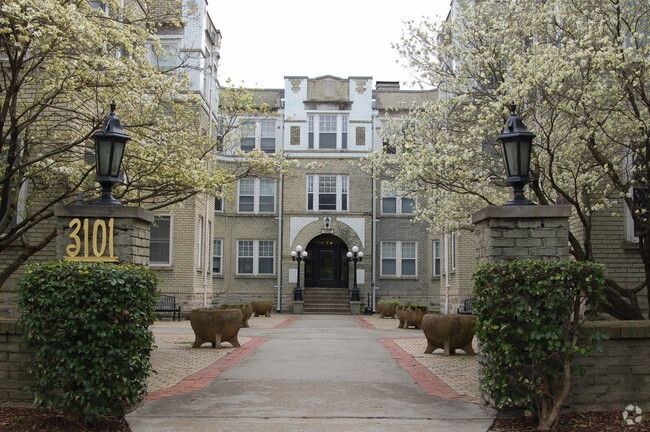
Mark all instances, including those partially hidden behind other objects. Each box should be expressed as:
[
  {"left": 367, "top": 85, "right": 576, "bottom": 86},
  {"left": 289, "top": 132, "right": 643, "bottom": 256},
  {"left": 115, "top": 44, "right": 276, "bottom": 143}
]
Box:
[
  {"left": 0, "top": 0, "right": 284, "bottom": 287},
  {"left": 375, "top": 0, "right": 649, "bottom": 319}
]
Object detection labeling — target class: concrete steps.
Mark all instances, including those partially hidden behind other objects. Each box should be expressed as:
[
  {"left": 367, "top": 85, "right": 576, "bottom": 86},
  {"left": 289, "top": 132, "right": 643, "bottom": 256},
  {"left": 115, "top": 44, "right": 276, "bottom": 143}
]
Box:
[{"left": 303, "top": 287, "right": 350, "bottom": 314}]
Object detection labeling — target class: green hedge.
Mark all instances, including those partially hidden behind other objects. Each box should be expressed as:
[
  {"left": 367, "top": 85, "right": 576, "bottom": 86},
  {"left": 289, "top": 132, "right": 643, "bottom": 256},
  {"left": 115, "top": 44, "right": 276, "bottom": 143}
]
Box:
[
  {"left": 18, "top": 261, "right": 158, "bottom": 424},
  {"left": 473, "top": 260, "right": 607, "bottom": 431}
]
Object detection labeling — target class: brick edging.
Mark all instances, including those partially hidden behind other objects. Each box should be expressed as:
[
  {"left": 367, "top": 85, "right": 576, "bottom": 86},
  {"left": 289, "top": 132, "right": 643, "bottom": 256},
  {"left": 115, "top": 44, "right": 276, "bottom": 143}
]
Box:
[
  {"left": 355, "top": 316, "right": 377, "bottom": 330},
  {"left": 378, "top": 337, "right": 476, "bottom": 403},
  {"left": 273, "top": 315, "right": 299, "bottom": 328},
  {"left": 145, "top": 336, "right": 268, "bottom": 401}
]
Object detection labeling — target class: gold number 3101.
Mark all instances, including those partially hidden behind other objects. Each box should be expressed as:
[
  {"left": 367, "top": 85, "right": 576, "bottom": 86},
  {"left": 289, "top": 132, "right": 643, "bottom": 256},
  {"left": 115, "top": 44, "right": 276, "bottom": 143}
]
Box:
[{"left": 65, "top": 218, "right": 118, "bottom": 262}]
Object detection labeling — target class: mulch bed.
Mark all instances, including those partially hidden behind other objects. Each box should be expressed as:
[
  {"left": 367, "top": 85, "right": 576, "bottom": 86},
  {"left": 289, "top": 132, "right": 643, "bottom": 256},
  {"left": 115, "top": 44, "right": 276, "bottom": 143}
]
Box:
[
  {"left": 488, "top": 410, "right": 649, "bottom": 431},
  {"left": 0, "top": 406, "right": 131, "bottom": 432},
  {"left": 1, "top": 406, "right": 648, "bottom": 431}
]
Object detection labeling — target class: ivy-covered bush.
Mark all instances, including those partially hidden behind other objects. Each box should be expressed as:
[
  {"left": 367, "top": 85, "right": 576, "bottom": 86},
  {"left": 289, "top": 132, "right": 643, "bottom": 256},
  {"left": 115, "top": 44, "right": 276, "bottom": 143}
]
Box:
[
  {"left": 473, "top": 260, "right": 607, "bottom": 432},
  {"left": 18, "top": 261, "right": 158, "bottom": 424}
]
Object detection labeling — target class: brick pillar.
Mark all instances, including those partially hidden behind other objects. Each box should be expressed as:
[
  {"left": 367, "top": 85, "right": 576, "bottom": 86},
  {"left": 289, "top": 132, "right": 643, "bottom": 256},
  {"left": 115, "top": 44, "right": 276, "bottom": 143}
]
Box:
[
  {"left": 472, "top": 205, "right": 571, "bottom": 263},
  {"left": 472, "top": 204, "right": 571, "bottom": 410},
  {"left": 54, "top": 204, "right": 154, "bottom": 265},
  {"left": 1, "top": 205, "right": 155, "bottom": 405}
]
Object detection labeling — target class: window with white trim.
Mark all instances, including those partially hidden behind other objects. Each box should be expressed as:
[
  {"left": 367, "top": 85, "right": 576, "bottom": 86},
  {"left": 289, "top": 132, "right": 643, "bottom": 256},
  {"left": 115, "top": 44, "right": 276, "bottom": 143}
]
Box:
[
  {"left": 238, "top": 179, "right": 276, "bottom": 213},
  {"left": 307, "top": 175, "right": 348, "bottom": 211},
  {"left": 213, "top": 239, "right": 222, "bottom": 274},
  {"left": 237, "top": 240, "right": 275, "bottom": 275},
  {"left": 307, "top": 114, "right": 349, "bottom": 150},
  {"left": 239, "top": 119, "right": 276, "bottom": 153},
  {"left": 433, "top": 240, "right": 441, "bottom": 277},
  {"left": 151, "top": 215, "right": 172, "bottom": 266},
  {"left": 151, "top": 39, "right": 180, "bottom": 69},
  {"left": 381, "top": 184, "right": 415, "bottom": 215},
  {"left": 381, "top": 241, "right": 417, "bottom": 276}
]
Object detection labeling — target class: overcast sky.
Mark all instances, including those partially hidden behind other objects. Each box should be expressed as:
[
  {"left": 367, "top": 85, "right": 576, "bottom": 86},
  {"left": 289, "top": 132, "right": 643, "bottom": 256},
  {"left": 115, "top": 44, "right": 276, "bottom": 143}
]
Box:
[{"left": 207, "top": 0, "right": 451, "bottom": 89}]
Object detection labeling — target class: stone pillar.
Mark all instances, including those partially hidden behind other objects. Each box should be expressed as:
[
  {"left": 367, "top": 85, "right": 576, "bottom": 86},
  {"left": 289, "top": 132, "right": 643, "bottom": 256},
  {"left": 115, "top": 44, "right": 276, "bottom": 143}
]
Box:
[
  {"left": 472, "top": 204, "right": 571, "bottom": 411},
  {"left": 472, "top": 205, "right": 571, "bottom": 263},
  {"left": 54, "top": 205, "right": 154, "bottom": 265}
]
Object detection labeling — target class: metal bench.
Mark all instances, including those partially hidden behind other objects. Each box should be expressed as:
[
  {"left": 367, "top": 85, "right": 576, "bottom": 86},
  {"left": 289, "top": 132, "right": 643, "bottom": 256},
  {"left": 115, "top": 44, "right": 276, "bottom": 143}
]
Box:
[
  {"left": 155, "top": 294, "right": 181, "bottom": 321},
  {"left": 457, "top": 297, "right": 475, "bottom": 315}
]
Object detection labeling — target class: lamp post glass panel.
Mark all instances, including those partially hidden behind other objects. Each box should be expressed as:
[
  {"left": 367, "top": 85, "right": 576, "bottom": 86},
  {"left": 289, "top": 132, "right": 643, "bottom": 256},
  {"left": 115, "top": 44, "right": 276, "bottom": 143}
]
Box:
[
  {"left": 347, "top": 246, "right": 363, "bottom": 301},
  {"left": 497, "top": 104, "right": 535, "bottom": 206},
  {"left": 91, "top": 103, "right": 131, "bottom": 205},
  {"left": 291, "top": 245, "right": 308, "bottom": 301}
]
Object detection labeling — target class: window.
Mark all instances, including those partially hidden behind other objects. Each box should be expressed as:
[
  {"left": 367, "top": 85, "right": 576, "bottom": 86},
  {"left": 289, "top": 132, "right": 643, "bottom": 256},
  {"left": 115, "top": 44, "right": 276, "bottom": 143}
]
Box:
[
  {"left": 381, "top": 185, "right": 415, "bottom": 215},
  {"left": 151, "top": 215, "right": 172, "bottom": 266},
  {"left": 240, "top": 121, "right": 256, "bottom": 152},
  {"left": 239, "top": 120, "right": 276, "bottom": 153},
  {"left": 237, "top": 240, "right": 275, "bottom": 275},
  {"left": 307, "top": 114, "right": 349, "bottom": 150},
  {"left": 381, "top": 241, "right": 418, "bottom": 277},
  {"left": 319, "top": 115, "right": 337, "bottom": 149},
  {"left": 213, "top": 239, "right": 222, "bottom": 274},
  {"left": 214, "top": 193, "right": 223, "bottom": 212},
  {"left": 197, "top": 216, "right": 204, "bottom": 269},
  {"left": 260, "top": 121, "right": 275, "bottom": 153},
  {"left": 152, "top": 39, "right": 180, "bottom": 69},
  {"left": 238, "top": 179, "right": 276, "bottom": 213},
  {"left": 307, "top": 175, "right": 348, "bottom": 211},
  {"left": 450, "top": 233, "right": 457, "bottom": 270},
  {"left": 433, "top": 240, "right": 441, "bottom": 277}
]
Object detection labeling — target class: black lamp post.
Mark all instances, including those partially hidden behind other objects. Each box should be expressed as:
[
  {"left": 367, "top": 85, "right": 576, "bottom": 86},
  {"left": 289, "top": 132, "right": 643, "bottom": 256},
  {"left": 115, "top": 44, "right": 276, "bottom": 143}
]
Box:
[
  {"left": 346, "top": 245, "right": 363, "bottom": 301},
  {"left": 91, "top": 103, "right": 130, "bottom": 205},
  {"left": 497, "top": 104, "right": 536, "bottom": 206},
  {"left": 291, "top": 245, "right": 308, "bottom": 301}
]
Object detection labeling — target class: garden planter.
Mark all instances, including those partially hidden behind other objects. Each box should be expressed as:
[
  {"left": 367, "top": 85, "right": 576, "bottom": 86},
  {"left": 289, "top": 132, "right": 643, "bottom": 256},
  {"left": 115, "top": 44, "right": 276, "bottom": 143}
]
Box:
[
  {"left": 189, "top": 308, "right": 242, "bottom": 348},
  {"left": 377, "top": 301, "right": 398, "bottom": 318},
  {"left": 421, "top": 313, "right": 476, "bottom": 356},
  {"left": 251, "top": 300, "right": 274, "bottom": 317},
  {"left": 220, "top": 303, "right": 253, "bottom": 327},
  {"left": 396, "top": 305, "right": 428, "bottom": 329}
]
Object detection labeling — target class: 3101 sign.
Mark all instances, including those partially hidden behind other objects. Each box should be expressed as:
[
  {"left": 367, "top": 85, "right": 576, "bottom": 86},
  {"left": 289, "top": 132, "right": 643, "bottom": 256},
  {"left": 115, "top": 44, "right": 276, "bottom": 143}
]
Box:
[{"left": 64, "top": 218, "right": 119, "bottom": 262}]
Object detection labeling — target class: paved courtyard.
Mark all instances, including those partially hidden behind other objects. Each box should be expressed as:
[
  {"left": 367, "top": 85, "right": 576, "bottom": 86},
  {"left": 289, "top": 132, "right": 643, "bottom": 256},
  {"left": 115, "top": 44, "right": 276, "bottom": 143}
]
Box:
[{"left": 148, "top": 314, "right": 478, "bottom": 403}]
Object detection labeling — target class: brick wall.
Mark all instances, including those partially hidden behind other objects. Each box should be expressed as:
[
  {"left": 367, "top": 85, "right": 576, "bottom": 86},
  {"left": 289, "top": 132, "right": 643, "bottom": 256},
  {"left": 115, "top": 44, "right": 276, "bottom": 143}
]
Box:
[
  {"left": 570, "top": 320, "right": 650, "bottom": 411},
  {"left": 0, "top": 320, "right": 34, "bottom": 404}
]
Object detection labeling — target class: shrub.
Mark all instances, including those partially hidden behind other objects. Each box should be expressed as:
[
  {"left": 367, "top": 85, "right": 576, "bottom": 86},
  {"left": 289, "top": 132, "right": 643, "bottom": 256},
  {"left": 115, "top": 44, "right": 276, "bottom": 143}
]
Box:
[
  {"left": 473, "top": 260, "right": 607, "bottom": 432},
  {"left": 18, "top": 261, "right": 158, "bottom": 424}
]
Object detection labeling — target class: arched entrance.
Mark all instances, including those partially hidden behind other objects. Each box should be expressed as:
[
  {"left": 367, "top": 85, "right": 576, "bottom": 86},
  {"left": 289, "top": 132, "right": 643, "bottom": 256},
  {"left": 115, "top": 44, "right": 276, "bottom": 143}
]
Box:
[{"left": 304, "top": 234, "right": 349, "bottom": 288}]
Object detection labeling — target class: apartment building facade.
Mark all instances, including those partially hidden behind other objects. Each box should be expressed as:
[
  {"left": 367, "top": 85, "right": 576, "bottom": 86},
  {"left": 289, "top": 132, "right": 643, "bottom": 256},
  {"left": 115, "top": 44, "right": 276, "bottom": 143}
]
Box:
[{"left": 151, "top": 75, "right": 479, "bottom": 314}]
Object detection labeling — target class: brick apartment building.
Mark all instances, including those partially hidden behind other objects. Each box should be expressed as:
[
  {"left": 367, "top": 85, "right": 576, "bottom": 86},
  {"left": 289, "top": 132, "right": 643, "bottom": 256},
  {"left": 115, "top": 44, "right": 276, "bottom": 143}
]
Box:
[{"left": 151, "top": 76, "right": 479, "bottom": 315}]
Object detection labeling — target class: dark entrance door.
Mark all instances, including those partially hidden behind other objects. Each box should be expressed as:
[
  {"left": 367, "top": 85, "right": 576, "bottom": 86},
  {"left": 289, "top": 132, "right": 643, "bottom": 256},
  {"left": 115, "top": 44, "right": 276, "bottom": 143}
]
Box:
[{"left": 305, "top": 234, "right": 349, "bottom": 288}]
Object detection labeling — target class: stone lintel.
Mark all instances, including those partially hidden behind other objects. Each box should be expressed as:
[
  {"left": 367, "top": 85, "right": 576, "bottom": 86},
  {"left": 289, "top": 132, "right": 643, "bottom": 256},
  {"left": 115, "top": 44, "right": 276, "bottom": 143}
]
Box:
[{"left": 472, "top": 205, "right": 571, "bottom": 224}]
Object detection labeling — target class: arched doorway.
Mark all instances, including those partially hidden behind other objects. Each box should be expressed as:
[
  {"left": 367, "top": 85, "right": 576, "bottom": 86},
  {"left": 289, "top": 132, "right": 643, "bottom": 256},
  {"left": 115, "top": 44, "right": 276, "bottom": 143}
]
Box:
[{"left": 304, "top": 234, "right": 349, "bottom": 288}]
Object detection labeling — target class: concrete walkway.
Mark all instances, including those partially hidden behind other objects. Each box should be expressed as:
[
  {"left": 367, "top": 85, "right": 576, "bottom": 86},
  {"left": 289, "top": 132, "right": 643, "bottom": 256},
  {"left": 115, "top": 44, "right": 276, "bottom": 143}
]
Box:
[{"left": 127, "top": 315, "right": 494, "bottom": 432}]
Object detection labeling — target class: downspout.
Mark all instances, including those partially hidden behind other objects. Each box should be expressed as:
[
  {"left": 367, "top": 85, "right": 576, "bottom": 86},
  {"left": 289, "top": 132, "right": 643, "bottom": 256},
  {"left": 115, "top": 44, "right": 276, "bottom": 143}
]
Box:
[
  {"left": 203, "top": 195, "right": 210, "bottom": 307},
  {"left": 203, "top": 49, "right": 217, "bottom": 308},
  {"left": 372, "top": 171, "right": 378, "bottom": 312},
  {"left": 444, "top": 230, "right": 450, "bottom": 314},
  {"left": 276, "top": 173, "right": 284, "bottom": 312}
]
